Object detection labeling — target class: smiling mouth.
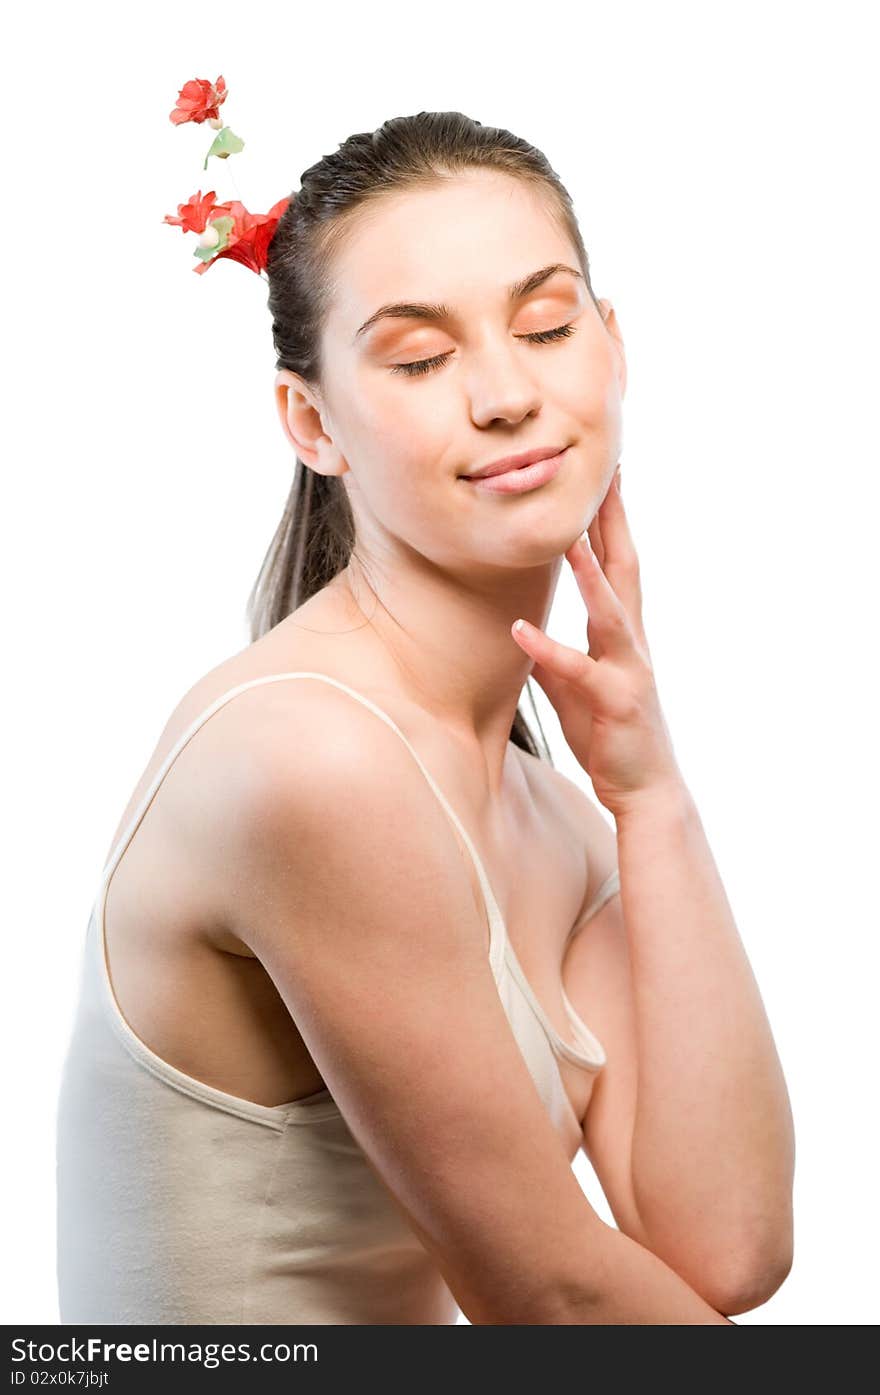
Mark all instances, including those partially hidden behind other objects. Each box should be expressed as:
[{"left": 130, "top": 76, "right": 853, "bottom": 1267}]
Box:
[
  {"left": 459, "top": 445, "right": 569, "bottom": 481},
  {"left": 458, "top": 447, "right": 569, "bottom": 494}
]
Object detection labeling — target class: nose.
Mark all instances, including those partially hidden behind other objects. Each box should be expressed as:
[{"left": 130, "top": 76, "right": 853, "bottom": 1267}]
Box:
[{"left": 465, "top": 338, "right": 544, "bottom": 428}]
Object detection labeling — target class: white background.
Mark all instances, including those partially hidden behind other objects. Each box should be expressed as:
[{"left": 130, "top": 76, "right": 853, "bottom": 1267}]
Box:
[{"left": 4, "top": 0, "right": 877, "bottom": 1326}]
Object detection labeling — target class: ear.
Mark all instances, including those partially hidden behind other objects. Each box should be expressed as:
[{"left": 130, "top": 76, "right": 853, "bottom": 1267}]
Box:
[
  {"left": 596, "top": 300, "right": 627, "bottom": 400},
  {"left": 273, "top": 370, "right": 347, "bottom": 477}
]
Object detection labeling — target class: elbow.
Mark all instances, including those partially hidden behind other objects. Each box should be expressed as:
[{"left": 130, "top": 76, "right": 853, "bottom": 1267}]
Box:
[{"left": 709, "top": 1231, "right": 794, "bottom": 1316}]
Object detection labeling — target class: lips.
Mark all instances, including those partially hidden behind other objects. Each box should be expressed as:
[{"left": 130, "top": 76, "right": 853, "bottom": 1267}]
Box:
[
  {"left": 460, "top": 446, "right": 569, "bottom": 495},
  {"left": 461, "top": 445, "right": 569, "bottom": 481}
]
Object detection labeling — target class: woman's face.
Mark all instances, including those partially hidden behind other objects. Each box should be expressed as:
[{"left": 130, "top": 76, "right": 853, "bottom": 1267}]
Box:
[{"left": 307, "top": 170, "right": 625, "bottom": 575}]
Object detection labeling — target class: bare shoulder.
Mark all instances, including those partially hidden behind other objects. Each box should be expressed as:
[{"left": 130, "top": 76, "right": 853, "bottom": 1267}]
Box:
[
  {"left": 137, "top": 668, "right": 369, "bottom": 873},
  {"left": 212, "top": 674, "right": 429, "bottom": 810},
  {"left": 193, "top": 675, "right": 479, "bottom": 932},
  {"left": 159, "top": 662, "right": 380, "bottom": 801}
]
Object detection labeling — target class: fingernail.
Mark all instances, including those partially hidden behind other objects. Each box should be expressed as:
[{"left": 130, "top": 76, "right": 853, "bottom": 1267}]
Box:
[
  {"left": 615, "top": 466, "right": 622, "bottom": 493},
  {"left": 513, "top": 618, "right": 527, "bottom": 633},
  {"left": 578, "top": 528, "right": 592, "bottom": 553}
]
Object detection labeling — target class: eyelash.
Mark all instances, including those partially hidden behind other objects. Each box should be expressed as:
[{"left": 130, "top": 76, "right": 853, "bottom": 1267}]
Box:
[{"left": 388, "top": 322, "right": 578, "bottom": 378}]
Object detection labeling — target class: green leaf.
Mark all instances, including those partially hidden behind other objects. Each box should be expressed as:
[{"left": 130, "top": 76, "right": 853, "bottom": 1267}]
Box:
[
  {"left": 193, "top": 214, "right": 235, "bottom": 262},
  {"left": 202, "top": 126, "right": 246, "bottom": 170}
]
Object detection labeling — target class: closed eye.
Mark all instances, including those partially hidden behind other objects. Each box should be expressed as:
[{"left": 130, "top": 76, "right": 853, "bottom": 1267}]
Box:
[{"left": 389, "top": 322, "right": 578, "bottom": 378}]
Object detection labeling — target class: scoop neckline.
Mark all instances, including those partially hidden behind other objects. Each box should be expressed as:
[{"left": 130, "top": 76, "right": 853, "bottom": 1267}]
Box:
[{"left": 475, "top": 874, "right": 606, "bottom": 1073}]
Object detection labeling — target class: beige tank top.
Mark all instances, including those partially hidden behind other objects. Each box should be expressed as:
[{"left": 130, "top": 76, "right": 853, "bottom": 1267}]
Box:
[{"left": 55, "top": 671, "right": 620, "bottom": 1325}]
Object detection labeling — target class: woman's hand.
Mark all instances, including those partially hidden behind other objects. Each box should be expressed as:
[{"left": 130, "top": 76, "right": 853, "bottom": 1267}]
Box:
[{"left": 511, "top": 466, "right": 684, "bottom": 818}]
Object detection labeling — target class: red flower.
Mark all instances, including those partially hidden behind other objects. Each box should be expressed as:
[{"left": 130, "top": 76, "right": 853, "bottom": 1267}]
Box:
[
  {"left": 163, "top": 192, "right": 291, "bottom": 275},
  {"left": 194, "top": 195, "right": 290, "bottom": 275},
  {"left": 169, "top": 75, "right": 227, "bottom": 126},
  {"left": 163, "top": 189, "right": 222, "bottom": 234}
]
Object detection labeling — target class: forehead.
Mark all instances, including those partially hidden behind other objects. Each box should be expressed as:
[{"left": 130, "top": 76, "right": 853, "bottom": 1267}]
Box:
[{"left": 326, "top": 172, "right": 578, "bottom": 336}]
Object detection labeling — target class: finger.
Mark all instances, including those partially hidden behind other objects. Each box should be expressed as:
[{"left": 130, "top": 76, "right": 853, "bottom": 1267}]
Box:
[
  {"left": 587, "top": 466, "right": 618, "bottom": 565},
  {"left": 586, "top": 609, "right": 603, "bottom": 662},
  {"left": 526, "top": 658, "right": 572, "bottom": 713},
  {"left": 511, "top": 617, "right": 600, "bottom": 694},
  {"left": 587, "top": 512, "right": 605, "bottom": 568},
  {"left": 585, "top": 482, "right": 613, "bottom": 653},
  {"left": 563, "top": 529, "right": 634, "bottom": 660},
  {"left": 595, "top": 465, "right": 642, "bottom": 624}
]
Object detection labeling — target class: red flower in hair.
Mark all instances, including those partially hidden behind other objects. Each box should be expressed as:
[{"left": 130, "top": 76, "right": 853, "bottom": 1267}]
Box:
[
  {"left": 163, "top": 189, "right": 222, "bottom": 235},
  {"left": 169, "top": 76, "right": 227, "bottom": 126},
  {"left": 164, "top": 73, "right": 290, "bottom": 275},
  {"left": 163, "top": 192, "right": 290, "bottom": 275}
]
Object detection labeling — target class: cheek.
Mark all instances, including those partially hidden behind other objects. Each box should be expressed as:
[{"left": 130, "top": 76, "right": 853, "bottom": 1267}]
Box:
[
  {"left": 331, "top": 372, "right": 407, "bottom": 477},
  {"left": 350, "top": 366, "right": 429, "bottom": 442},
  {"left": 341, "top": 399, "right": 438, "bottom": 521},
  {"left": 559, "top": 346, "right": 619, "bottom": 424},
  {"left": 351, "top": 372, "right": 453, "bottom": 477}
]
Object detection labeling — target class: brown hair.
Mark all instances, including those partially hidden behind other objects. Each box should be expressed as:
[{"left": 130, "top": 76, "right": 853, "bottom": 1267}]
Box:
[{"left": 247, "top": 111, "right": 602, "bottom": 762}]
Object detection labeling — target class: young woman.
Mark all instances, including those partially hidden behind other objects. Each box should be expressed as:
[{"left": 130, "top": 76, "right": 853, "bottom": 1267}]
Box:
[{"left": 55, "top": 111, "right": 793, "bottom": 1325}]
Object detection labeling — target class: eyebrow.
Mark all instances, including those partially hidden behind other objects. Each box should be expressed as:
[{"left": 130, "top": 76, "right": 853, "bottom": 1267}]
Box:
[{"left": 352, "top": 262, "right": 585, "bottom": 342}]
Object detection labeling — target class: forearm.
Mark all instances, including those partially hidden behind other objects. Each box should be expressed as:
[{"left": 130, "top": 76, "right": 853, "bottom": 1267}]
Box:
[
  {"left": 526, "top": 1221, "right": 735, "bottom": 1325},
  {"left": 613, "top": 780, "right": 794, "bottom": 1291}
]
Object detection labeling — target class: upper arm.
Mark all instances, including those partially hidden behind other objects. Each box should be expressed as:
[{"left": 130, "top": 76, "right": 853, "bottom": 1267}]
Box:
[
  {"left": 558, "top": 781, "right": 649, "bottom": 1247},
  {"left": 226, "top": 686, "right": 612, "bottom": 1325}
]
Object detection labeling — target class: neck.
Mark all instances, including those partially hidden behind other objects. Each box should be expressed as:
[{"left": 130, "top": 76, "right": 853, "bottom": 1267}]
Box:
[{"left": 337, "top": 546, "right": 561, "bottom": 796}]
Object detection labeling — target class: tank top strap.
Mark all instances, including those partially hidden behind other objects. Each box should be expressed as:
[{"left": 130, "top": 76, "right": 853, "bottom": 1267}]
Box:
[{"left": 96, "top": 670, "right": 507, "bottom": 977}]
